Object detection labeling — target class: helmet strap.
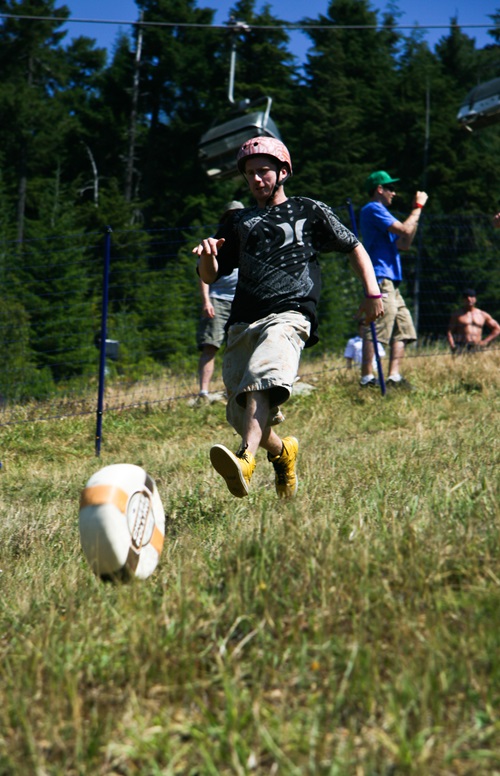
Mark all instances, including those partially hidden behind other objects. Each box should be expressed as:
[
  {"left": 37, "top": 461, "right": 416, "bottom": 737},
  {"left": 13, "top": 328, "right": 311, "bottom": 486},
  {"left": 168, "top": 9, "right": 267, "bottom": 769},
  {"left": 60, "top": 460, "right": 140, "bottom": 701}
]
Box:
[{"left": 266, "top": 168, "right": 291, "bottom": 206}]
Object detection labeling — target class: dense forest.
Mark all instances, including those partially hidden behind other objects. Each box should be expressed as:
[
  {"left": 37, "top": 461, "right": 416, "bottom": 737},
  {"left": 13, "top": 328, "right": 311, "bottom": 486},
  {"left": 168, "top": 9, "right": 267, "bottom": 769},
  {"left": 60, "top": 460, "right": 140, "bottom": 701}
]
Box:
[{"left": 1, "top": 0, "right": 500, "bottom": 400}]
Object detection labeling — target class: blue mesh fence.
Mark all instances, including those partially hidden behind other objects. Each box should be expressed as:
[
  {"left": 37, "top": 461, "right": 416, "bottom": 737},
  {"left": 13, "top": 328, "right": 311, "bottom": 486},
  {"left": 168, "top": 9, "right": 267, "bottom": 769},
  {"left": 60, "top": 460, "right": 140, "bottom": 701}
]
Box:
[{"left": 0, "top": 209, "right": 498, "bottom": 435}]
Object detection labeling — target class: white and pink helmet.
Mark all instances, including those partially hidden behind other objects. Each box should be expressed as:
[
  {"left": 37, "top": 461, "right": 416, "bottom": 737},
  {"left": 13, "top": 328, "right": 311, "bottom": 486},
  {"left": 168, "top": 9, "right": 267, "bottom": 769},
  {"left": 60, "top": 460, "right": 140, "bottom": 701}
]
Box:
[{"left": 236, "top": 136, "right": 293, "bottom": 176}]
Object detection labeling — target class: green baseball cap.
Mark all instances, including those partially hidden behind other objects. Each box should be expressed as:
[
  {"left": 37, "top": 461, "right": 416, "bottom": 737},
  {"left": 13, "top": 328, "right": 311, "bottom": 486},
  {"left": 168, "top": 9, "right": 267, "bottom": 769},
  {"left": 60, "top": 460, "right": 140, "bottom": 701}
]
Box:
[{"left": 365, "top": 170, "right": 400, "bottom": 193}]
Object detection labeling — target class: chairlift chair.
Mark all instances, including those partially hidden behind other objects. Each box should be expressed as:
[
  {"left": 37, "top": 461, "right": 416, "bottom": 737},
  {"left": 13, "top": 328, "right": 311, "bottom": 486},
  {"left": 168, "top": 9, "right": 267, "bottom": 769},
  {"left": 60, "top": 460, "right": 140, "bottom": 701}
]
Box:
[
  {"left": 457, "top": 77, "right": 500, "bottom": 131},
  {"left": 198, "top": 18, "right": 282, "bottom": 179},
  {"left": 198, "top": 97, "right": 281, "bottom": 179}
]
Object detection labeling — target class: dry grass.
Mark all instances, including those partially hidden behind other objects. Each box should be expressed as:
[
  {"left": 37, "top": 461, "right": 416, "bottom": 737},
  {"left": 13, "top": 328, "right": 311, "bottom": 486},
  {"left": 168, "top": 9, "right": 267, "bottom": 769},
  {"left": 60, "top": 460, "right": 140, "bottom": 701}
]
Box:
[{"left": 0, "top": 349, "right": 499, "bottom": 775}]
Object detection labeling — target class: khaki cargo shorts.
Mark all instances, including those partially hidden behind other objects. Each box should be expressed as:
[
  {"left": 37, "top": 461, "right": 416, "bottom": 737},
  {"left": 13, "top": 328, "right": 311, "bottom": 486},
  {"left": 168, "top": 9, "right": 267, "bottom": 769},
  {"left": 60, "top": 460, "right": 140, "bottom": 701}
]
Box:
[
  {"left": 196, "top": 296, "right": 232, "bottom": 350},
  {"left": 223, "top": 311, "right": 311, "bottom": 436},
  {"left": 365, "top": 278, "right": 416, "bottom": 345}
]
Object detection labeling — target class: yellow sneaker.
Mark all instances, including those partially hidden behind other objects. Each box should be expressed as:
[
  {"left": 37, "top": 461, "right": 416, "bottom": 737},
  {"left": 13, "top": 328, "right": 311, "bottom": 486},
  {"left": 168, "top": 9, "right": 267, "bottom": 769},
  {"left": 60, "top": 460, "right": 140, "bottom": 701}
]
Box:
[
  {"left": 210, "top": 444, "right": 256, "bottom": 498},
  {"left": 268, "top": 436, "right": 299, "bottom": 498}
]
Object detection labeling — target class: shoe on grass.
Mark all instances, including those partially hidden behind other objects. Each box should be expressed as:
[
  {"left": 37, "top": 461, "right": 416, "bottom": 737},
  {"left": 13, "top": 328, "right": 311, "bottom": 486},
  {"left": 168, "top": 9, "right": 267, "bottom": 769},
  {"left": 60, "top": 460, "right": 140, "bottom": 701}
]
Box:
[
  {"left": 210, "top": 444, "right": 256, "bottom": 498},
  {"left": 193, "top": 392, "right": 210, "bottom": 407},
  {"left": 268, "top": 436, "right": 299, "bottom": 499},
  {"left": 359, "top": 377, "right": 379, "bottom": 388},
  {"left": 386, "top": 376, "right": 415, "bottom": 391}
]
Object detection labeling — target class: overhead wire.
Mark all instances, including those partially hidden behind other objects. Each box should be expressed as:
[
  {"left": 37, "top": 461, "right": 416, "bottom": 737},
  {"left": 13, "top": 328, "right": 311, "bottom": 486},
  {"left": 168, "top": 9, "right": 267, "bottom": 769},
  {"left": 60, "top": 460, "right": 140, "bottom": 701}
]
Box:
[{"left": 0, "top": 12, "right": 495, "bottom": 35}]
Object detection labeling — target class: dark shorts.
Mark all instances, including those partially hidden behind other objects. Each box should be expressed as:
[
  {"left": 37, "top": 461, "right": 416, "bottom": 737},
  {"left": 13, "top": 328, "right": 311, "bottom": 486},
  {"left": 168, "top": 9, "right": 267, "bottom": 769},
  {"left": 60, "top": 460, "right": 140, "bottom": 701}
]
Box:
[
  {"left": 196, "top": 297, "right": 233, "bottom": 350},
  {"left": 453, "top": 342, "right": 481, "bottom": 354}
]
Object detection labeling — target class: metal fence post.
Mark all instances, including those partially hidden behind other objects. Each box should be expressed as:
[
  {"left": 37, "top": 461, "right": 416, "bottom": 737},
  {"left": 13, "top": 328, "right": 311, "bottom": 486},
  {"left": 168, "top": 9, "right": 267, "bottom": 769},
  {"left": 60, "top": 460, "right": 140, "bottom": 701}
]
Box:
[{"left": 95, "top": 226, "right": 112, "bottom": 456}]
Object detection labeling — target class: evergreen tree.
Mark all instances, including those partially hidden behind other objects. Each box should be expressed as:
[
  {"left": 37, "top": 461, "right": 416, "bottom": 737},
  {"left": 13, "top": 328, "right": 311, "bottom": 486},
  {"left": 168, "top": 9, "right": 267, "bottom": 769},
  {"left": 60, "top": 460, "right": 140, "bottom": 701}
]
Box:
[
  {"left": 0, "top": 298, "right": 54, "bottom": 401},
  {"left": 295, "top": 0, "right": 401, "bottom": 205},
  {"left": 0, "top": 0, "right": 72, "bottom": 240},
  {"left": 0, "top": 1, "right": 118, "bottom": 232},
  {"left": 127, "top": 0, "right": 225, "bottom": 228},
  {"left": 486, "top": 8, "right": 500, "bottom": 45},
  {"left": 431, "top": 21, "right": 500, "bottom": 212}
]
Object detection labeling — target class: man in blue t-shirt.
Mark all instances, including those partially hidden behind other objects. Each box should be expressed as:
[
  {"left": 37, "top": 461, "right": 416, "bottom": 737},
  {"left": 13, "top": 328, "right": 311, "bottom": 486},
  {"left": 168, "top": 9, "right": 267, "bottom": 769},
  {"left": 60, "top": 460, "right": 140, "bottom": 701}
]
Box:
[{"left": 359, "top": 170, "right": 428, "bottom": 389}]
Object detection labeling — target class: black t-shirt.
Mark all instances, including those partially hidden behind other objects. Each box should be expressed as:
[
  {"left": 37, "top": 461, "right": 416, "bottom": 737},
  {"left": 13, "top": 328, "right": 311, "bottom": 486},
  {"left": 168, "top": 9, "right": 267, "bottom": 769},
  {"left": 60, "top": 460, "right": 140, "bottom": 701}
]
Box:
[{"left": 214, "top": 196, "right": 359, "bottom": 347}]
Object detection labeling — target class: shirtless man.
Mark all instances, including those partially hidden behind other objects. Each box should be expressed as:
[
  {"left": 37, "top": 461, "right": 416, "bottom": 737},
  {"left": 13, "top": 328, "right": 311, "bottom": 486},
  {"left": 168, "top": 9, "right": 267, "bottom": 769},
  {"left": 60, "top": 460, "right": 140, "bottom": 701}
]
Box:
[{"left": 447, "top": 288, "right": 500, "bottom": 353}]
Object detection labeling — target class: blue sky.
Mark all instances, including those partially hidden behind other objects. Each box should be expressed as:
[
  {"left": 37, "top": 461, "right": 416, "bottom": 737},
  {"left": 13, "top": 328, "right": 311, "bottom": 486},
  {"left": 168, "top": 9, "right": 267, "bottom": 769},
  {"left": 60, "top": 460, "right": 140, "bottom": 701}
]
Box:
[{"left": 63, "top": 0, "right": 496, "bottom": 62}]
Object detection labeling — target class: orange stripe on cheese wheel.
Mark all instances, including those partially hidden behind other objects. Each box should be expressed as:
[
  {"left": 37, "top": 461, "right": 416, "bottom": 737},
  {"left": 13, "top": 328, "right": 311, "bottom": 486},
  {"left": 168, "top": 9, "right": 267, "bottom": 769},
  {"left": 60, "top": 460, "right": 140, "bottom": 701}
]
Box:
[
  {"left": 150, "top": 525, "right": 164, "bottom": 554},
  {"left": 80, "top": 484, "right": 129, "bottom": 513}
]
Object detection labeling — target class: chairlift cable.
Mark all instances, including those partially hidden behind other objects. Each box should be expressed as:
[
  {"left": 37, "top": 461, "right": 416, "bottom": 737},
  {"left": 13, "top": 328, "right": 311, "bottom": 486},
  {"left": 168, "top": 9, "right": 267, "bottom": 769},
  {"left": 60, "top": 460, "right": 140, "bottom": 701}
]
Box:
[{"left": 0, "top": 13, "right": 493, "bottom": 35}]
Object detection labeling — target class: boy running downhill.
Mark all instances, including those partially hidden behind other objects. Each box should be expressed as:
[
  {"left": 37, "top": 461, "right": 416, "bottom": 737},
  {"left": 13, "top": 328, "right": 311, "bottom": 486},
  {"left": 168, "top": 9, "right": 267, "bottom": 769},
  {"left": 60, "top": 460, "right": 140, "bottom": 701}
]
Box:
[{"left": 192, "top": 137, "right": 383, "bottom": 498}]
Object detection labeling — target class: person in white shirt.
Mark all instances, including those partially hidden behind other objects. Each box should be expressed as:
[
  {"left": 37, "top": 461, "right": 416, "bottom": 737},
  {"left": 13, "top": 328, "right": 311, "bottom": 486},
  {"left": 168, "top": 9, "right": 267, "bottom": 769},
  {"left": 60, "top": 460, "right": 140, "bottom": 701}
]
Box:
[{"left": 345, "top": 323, "right": 385, "bottom": 369}]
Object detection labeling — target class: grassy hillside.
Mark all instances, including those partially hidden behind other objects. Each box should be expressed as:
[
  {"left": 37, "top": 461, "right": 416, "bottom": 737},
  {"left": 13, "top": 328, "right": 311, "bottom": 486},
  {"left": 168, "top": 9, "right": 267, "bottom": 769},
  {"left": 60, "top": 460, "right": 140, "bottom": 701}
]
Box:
[{"left": 1, "top": 351, "right": 499, "bottom": 775}]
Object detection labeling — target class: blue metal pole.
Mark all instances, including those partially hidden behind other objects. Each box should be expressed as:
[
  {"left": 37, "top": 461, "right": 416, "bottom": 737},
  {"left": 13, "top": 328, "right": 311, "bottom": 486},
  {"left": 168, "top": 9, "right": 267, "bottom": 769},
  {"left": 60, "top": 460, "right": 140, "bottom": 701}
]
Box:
[
  {"left": 95, "top": 226, "right": 112, "bottom": 456},
  {"left": 346, "top": 199, "right": 386, "bottom": 396}
]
